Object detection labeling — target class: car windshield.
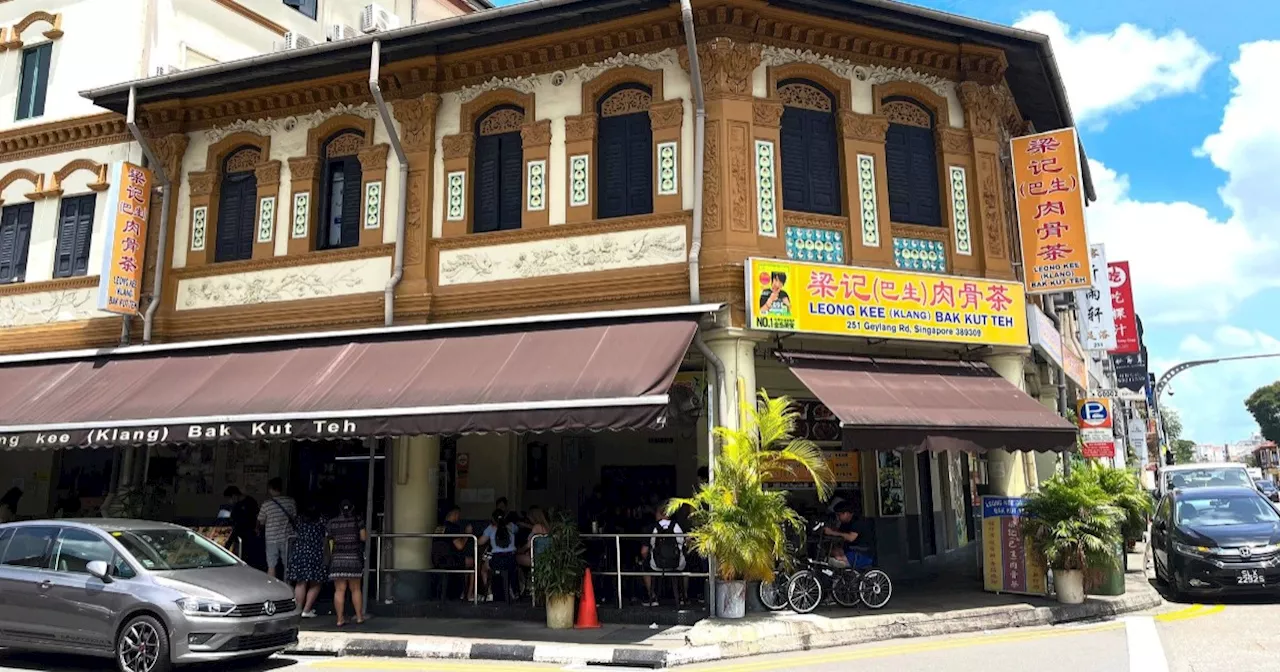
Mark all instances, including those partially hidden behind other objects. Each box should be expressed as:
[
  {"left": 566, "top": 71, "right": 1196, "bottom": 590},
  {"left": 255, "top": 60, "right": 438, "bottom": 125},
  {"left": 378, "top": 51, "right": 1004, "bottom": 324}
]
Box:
[
  {"left": 110, "top": 529, "right": 239, "bottom": 571},
  {"left": 1165, "top": 467, "right": 1253, "bottom": 490},
  {"left": 1175, "top": 494, "right": 1280, "bottom": 527},
  {"left": 1258, "top": 481, "right": 1276, "bottom": 491}
]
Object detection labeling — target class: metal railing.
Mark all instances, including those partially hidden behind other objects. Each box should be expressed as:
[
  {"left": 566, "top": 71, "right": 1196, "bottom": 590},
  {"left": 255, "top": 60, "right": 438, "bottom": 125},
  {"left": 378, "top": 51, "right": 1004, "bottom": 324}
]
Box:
[
  {"left": 370, "top": 532, "right": 481, "bottom": 605},
  {"left": 530, "top": 532, "right": 713, "bottom": 611}
]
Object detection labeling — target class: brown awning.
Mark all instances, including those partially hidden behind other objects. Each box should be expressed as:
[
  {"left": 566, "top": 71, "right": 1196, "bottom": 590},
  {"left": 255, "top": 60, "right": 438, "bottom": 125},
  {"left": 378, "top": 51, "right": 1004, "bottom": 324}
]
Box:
[
  {"left": 781, "top": 353, "right": 1078, "bottom": 453},
  {"left": 0, "top": 309, "right": 706, "bottom": 450}
]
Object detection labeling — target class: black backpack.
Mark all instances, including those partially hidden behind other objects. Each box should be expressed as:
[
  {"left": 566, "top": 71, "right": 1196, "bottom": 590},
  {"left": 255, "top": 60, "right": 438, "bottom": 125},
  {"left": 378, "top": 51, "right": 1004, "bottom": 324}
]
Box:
[{"left": 651, "top": 521, "right": 682, "bottom": 571}]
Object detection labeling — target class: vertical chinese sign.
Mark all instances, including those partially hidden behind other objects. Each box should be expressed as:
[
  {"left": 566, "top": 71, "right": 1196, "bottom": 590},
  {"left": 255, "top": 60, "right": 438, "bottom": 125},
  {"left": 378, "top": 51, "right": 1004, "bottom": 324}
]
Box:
[
  {"left": 982, "top": 496, "right": 1047, "bottom": 596},
  {"left": 1011, "top": 129, "right": 1092, "bottom": 293},
  {"left": 1075, "top": 243, "right": 1118, "bottom": 352},
  {"left": 97, "top": 161, "right": 153, "bottom": 315},
  {"left": 1107, "top": 261, "right": 1140, "bottom": 354}
]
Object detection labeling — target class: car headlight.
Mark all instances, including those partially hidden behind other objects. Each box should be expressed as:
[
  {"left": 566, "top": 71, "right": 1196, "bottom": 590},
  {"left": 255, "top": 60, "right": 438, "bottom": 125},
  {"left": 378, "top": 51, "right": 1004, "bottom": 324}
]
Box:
[
  {"left": 1173, "top": 542, "right": 1214, "bottom": 558},
  {"left": 177, "top": 597, "right": 236, "bottom": 617}
]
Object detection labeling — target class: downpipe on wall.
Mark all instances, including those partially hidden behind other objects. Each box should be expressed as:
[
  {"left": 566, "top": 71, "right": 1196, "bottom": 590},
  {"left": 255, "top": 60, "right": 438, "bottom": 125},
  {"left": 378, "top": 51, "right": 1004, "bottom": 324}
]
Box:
[
  {"left": 125, "top": 86, "right": 172, "bottom": 345},
  {"left": 369, "top": 40, "right": 410, "bottom": 326}
]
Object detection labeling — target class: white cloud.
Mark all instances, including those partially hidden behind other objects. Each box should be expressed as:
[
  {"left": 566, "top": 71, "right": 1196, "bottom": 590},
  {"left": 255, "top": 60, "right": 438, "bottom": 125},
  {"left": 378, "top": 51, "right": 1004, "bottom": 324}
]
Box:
[
  {"left": 1159, "top": 326, "right": 1280, "bottom": 443},
  {"left": 1014, "top": 11, "right": 1215, "bottom": 122}
]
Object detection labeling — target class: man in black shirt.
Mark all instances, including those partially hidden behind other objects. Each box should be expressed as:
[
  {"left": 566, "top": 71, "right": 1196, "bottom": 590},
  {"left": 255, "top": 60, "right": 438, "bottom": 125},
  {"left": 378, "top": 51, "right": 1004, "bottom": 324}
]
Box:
[
  {"left": 823, "top": 502, "right": 873, "bottom": 569},
  {"left": 435, "top": 506, "right": 475, "bottom": 600}
]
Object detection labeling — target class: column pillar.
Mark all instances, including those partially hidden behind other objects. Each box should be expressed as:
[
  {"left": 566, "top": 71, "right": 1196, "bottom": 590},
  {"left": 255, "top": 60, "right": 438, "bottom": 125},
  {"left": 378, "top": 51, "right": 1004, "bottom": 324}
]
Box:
[
  {"left": 391, "top": 434, "right": 440, "bottom": 600},
  {"left": 702, "top": 329, "right": 761, "bottom": 431},
  {"left": 984, "top": 353, "right": 1030, "bottom": 496}
]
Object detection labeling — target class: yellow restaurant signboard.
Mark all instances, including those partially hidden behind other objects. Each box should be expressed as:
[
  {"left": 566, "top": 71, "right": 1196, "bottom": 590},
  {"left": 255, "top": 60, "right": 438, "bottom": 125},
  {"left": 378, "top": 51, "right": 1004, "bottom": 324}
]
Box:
[
  {"left": 1010, "top": 128, "right": 1092, "bottom": 294},
  {"left": 746, "top": 258, "right": 1028, "bottom": 347},
  {"left": 96, "top": 161, "right": 154, "bottom": 315}
]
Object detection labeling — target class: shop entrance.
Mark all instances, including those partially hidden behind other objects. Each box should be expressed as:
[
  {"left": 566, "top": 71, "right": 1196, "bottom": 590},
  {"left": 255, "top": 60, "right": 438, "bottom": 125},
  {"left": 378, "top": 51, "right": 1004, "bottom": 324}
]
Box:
[
  {"left": 917, "top": 453, "right": 937, "bottom": 557},
  {"left": 290, "top": 439, "right": 386, "bottom": 521}
]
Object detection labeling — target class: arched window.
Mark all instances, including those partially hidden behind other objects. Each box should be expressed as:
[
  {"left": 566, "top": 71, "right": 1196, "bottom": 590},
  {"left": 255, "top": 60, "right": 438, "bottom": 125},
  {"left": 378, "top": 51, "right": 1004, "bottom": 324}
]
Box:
[
  {"left": 318, "top": 130, "right": 365, "bottom": 250},
  {"left": 597, "top": 84, "right": 653, "bottom": 219},
  {"left": 473, "top": 105, "right": 525, "bottom": 233},
  {"left": 882, "top": 97, "right": 941, "bottom": 227},
  {"left": 214, "top": 147, "right": 259, "bottom": 263},
  {"left": 778, "top": 80, "right": 841, "bottom": 216}
]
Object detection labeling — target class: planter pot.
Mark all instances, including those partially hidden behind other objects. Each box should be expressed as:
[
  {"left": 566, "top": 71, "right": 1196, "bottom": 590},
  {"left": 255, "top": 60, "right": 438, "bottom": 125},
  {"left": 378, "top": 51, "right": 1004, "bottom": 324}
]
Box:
[
  {"left": 718, "top": 580, "right": 746, "bottom": 619},
  {"left": 545, "top": 594, "right": 576, "bottom": 629},
  {"left": 1054, "top": 569, "right": 1086, "bottom": 604}
]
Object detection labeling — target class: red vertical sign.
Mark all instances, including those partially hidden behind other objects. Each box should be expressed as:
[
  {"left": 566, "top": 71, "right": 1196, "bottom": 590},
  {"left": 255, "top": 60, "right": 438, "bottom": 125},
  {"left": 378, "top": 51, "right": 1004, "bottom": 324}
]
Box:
[{"left": 1107, "top": 261, "right": 1139, "bottom": 354}]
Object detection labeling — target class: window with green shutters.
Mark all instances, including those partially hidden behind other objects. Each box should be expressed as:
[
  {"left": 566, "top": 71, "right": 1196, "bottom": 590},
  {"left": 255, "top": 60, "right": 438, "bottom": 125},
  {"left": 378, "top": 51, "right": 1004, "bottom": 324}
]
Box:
[{"left": 54, "top": 194, "right": 96, "bottom": 278}]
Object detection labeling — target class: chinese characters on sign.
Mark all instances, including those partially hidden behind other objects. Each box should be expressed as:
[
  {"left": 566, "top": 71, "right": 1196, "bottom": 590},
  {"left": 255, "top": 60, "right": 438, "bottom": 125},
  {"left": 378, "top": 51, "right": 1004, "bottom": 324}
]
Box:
[
  {"left": 746, "top": 258, "right": 1028, "bottom": 347},
  {"left": 96, "top": 162, "right": 153, "bottom": 315},
  {"left": 1107, "top": 261, "right": 1140, "bottom": 354},
  {"left": 1075, "top": 243, "right": 1118, "bottom": 352},
  {"left": 1010, "top": 129, "right": 1092, "bottom": 294},
  {"left": 1112, "top": 350, "right": 1149, "bottom": 392},
  {"left": 982, "top": 496, "right": 1047, "bottom": 596}
]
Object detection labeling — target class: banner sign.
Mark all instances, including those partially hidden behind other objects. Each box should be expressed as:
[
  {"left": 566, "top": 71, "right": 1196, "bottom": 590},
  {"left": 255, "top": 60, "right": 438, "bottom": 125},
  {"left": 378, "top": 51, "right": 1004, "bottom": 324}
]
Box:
[
  {"left": 982, "top": 496, "right": 1048, "bottom": 596},
  {"left": 97, "top": 161, "right": 153, "bottom": 315},
  {"left": 1063, "top": 337, "right": 1088, "bottom": 390},
  {"left": 1026, "top": 303, "right": 1064, "bottom": 370},
  {"left": 1011, "top": 129, "right": 1092, "bottom": 294},
  {"left": 1076, "top": 243, "right": 1118, "bottom": 352},
  {"left": 1107, "top": 261, "right": 1140, "bottom": 354},
  {"left": 1112, "top": 349, "right": 1149, "bottom": 392},
  {"left": 746, "top": 258, "right": 1028, "bottom": 347},
  {"left": 1077, "top": 397, "right": 1116, "bottom": 458},
  {"left": 767, "top": 450, "right": 860, "bottom": 488}
]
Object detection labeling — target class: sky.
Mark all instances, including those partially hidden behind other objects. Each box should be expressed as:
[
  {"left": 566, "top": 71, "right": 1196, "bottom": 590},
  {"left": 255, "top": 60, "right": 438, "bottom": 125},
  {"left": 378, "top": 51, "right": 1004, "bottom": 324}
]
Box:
[{"left": 488, "top": 0, "right": 1280, "bottom": 444}]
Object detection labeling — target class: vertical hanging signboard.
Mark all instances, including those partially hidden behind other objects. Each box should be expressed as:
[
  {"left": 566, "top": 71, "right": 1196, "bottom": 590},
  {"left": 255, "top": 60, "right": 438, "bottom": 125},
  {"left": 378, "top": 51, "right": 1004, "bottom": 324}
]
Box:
[
  {"left": 97, "top": 161, "right": 153, "bottom": 315},
  {"left": 1011, "top": 128, "right": 1092, "bottom": 294}
]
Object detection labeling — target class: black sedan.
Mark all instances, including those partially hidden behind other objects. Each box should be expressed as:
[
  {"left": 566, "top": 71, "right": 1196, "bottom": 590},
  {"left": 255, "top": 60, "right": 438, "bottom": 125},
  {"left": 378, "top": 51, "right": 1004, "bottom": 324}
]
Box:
[
  {"left": 1152, "top": 486, "right": 1280, "bottom": 598},
  {"left": 1257, "top": 480, "right": 1280, "bottom": 503}
]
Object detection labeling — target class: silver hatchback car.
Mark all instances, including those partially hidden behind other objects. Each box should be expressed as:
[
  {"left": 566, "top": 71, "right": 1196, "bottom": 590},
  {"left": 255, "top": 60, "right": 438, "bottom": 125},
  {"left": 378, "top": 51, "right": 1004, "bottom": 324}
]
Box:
[{"left": 0, "top": 519, "right": 299, "bottom": 672}]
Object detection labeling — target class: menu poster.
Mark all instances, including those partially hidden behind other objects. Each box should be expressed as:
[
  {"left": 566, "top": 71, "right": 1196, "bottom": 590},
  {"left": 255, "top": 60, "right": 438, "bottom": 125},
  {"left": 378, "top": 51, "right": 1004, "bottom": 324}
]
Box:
[{"left": 981, "top": 496, "right": 1048, "bottom": 596}]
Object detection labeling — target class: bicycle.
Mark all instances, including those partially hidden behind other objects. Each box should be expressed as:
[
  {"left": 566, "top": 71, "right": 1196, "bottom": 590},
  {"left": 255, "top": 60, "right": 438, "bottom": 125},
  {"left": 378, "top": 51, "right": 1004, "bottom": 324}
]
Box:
[
  {"left": 758, "top": 518, "right": 808, "bottom": 611},
  {"left": 784, "top": 521, "right": 894, "bottom": 613}
]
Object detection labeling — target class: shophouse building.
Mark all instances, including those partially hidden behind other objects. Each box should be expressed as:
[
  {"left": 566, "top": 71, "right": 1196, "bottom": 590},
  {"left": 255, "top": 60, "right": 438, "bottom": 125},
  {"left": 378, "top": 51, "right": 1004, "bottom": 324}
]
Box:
[{"left": 0, "top": 0, "right": 1091, "bottom": 599}]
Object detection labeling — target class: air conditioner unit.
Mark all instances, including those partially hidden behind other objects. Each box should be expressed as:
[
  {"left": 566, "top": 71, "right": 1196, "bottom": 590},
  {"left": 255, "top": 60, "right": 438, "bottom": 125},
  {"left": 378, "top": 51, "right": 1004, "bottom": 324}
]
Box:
[
  {"left": 360, "top": 3, "right": 400, "bottom": 33},
  {"left": 328, "top": 23, "right": 358, "bottom": 42},
  {"left": 282, "top": 31, "right": 318, "bottom": 50}
]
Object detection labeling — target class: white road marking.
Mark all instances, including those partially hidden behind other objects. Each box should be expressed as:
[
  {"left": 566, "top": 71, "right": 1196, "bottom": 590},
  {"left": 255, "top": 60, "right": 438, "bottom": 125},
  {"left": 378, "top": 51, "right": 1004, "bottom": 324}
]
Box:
[{"left": 1125, "top": 616, "right": 1170, "bottom": 672}]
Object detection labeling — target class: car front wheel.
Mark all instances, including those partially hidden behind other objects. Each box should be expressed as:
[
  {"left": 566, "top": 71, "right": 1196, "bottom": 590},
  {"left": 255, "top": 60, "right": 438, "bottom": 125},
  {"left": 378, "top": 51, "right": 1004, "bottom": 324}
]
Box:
[{"left": 116, "top": 614, "right": 171, "bottom": 672}]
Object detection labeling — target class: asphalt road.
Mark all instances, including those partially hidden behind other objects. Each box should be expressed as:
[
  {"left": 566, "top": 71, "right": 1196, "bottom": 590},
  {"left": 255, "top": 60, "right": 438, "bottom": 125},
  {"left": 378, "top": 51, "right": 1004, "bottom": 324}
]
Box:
[{"left": 0, "top": 596, "right": 1272, "bottom": 672}]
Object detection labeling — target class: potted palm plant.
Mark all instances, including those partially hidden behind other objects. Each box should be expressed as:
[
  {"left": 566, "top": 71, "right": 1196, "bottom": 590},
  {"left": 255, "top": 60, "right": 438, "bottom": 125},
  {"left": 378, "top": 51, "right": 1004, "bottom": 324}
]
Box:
[
  {"left": 670, "top": 391, "right": 833, "bottom": 618},
  {"left": 531, "top": 513, "right": 586, "bottom": 629},
  {"left": 1091, "top": 465, "right": 1154, "bottom": 553},
  {"left": 1020, "top": 470, "right": 1124, "bottom": 604}
]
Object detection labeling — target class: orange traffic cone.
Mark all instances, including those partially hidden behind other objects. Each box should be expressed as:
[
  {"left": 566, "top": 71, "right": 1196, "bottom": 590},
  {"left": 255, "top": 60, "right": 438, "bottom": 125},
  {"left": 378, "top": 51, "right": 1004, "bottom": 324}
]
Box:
[{"left": 575, "top": 568, "right": 601, "bottom": 629}]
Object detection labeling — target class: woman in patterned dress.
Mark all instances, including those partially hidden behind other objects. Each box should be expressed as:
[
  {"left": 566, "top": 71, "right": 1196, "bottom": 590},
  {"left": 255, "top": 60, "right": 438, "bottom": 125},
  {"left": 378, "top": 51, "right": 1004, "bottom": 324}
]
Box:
[
  {"left": 327, "top": 500, "right": 368, "bottom": 626},
  {"left": 287, "top": 501, "right": 327, "bottom": 618}
]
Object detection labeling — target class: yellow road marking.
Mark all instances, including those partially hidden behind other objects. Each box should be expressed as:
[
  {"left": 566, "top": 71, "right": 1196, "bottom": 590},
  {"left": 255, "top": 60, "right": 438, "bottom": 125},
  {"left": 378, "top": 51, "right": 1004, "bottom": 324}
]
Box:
[{"left": 1155, "top": 603, "right": 1225, "bottom": 622}]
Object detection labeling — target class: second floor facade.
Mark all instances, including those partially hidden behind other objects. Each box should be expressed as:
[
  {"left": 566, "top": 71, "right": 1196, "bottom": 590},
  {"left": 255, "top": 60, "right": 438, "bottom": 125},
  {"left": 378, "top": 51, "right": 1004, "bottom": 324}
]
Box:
[{"left": 0, "top": 0, "right": 1085, "bottom": 353}]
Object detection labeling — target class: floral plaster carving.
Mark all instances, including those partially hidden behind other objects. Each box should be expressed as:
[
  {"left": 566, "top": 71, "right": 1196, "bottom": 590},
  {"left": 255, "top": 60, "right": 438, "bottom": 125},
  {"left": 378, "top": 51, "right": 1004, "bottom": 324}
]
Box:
[
  {"left": 457, "top": 50, "right": 680, "bottom": 104},
  {"left": 204, "top": 102, "right": 380, "bottom": 144},
  {"left": 438, "top": 225, "right": 687, "bottom": 286},
  {"left": 759, "top": 46, "right": 955, "bottom": 99},
  {"left": 176, "top": 256, "right": 392, "bottom": 310},
  {"left": 0, "top": 287, "right": 102, "bottom": 327}
]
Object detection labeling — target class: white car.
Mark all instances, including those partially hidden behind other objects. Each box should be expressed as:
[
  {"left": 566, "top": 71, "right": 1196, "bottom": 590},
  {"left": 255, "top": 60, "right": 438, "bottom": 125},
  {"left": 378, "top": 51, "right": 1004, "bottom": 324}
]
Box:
[{"left": 1158, "top": 462, "right": 1254, "bottom": 497}]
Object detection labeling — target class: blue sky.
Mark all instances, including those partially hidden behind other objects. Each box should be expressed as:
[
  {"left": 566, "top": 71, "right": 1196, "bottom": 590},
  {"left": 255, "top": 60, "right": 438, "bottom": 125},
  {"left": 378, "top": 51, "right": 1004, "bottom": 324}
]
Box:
[{"left": 489, "top": 0, "right": 1280, "bottom": 444}]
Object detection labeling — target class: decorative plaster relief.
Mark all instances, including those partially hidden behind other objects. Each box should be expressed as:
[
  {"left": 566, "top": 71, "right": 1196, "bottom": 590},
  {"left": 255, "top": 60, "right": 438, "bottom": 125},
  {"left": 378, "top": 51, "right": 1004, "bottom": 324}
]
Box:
[
  {"left": 0, "top": 286, "right": 107, "bottom": 327},
  {"left": 257, "top": 197, "right": 275, "bottom": 243},
  {"left": 438, "top": 225, "right": 686, "bottom": 286},
  {"left": 949, "top": 166, "right": 972, "bottom": 256},
  {"left": 364, "top": 181, "right": 382, "bottom": 229},
  {"left": 758, "top": 46, "right": 955, "bottom": 98},
  {"left": 657, "top": 142, "right": 678, "bottom": 196},
  {"left": 754, "top": 140, "right": 777, "bottom": 237},
  {"left": 190, "top": 206, "right": 208, "bottom": 252},
  {"left": 291, "top": 192, "right": 310, "bottom": 239},
  {"left": 204, "top": 102, "right": 380, "bottom": 143},
  {"left": 458, "top": 49, "right": 679, "bottom": 104},
  {"left": 526, "top": 160, "right": 546, "bottom": 212},
  {"left": 446, "top": 171, "right": 466, "bottom": 221},
  {"left": 786, "top": 227, "right": 844, "bottom": 264},
  {"left": 856, "top": 154, "right": 879, "bottom": 248},
  {"left": 894, "top": 237, "right": 946, "bottom": 274},
  {"left": 569, "top": 155, "right": 590, "bottom": 207},
  {"left": 176, "top": 255, "right": 393, "bottom": 311}
]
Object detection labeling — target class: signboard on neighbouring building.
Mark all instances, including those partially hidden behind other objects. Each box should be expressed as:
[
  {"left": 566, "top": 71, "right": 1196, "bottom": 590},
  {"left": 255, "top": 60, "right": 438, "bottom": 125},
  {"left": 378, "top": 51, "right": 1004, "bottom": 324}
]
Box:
[
  {"left": 982, "top": 496, "right": 1048, "bottom": 596},
  {"left": 1063, "top": 337, "right": 1089, "bottom": 390},
  {"left": 1011, "top": 128, "right": 1092, "bottom": 294},
  {"left": 96, "top": 161, "right": 153, "bottom": 315},
  {"left": 1113, "top": 349, "right": 1149, "bottom": 391},
  {"left": 1026, "top": 304, "right": 1064, "bottom": 369},
  {"left": 1108, "top": 261, "right": 1140, "bottom": 354},
  {"left": 745, "top": 258, "right": 1028, "bottom": 347},
  {"left": 1077, "top": 397, "right": 1116, "bottom": 459},
  {"left": 1076, "top": 243, "right": 1118, "bottom": 351}
]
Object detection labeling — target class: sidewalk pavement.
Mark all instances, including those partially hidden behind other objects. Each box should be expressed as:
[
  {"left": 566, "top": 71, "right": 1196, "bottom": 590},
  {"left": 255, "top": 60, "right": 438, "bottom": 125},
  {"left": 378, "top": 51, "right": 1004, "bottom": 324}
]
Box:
[{"left": 290, "top": 551, "right": 1161, "bottom": 668}]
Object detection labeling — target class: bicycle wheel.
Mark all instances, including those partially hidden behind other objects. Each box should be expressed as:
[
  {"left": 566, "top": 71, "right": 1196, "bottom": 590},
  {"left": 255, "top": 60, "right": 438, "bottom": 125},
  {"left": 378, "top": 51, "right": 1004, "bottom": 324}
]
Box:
[
  {"left": 831, "top": 570, "right": 862, "bottom": 608},
  {"left": 759, "top": 572, "right": 791, "bottom": 611},
  {"left": 787, "top": 570, "right": 823, "bottom": 614},
  {"left": 859, "top": 569, "right": 893, "bottom": 609}
]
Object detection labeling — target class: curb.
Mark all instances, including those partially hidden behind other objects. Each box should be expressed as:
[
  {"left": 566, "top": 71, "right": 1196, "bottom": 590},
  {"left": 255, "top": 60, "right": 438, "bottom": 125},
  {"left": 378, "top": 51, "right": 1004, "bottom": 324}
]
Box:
[{"left": 289, "top": 582, "right": 1162, "bottom": 668}]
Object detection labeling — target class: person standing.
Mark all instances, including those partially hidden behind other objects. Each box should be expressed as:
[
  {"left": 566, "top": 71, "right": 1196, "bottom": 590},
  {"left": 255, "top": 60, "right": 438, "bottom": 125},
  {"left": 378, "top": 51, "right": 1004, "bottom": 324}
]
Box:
[
  {"left": 327, "top": 500, "right": 368, "bottom": 626},
  {"left": 258, "top": 478, "right": 297, "bottom": 579},
  {"left": 0, "top": 488, "right": 22, "bottom": 523},
  {"left": 287, "top": 502, "right": 328, "bottom": 618},
  {"left": 223, "top": 486, "right": 263, "bottom": 568}
]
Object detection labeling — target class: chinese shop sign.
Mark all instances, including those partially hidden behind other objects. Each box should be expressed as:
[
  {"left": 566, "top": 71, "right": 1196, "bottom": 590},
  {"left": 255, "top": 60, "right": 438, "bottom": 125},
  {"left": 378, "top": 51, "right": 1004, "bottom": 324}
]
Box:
[
  {"left": 97, "top": 162, "right": 153, "bottom": 315},
  {"left": 1011, "top": 129, "right": 1092, "bottom": 293},
  {"left": 746, "top": 258, "right": 1028, "bottom": 347},
  {"left": 1075, "top": 243, "right": 1118, "bottom": 352},
  {"left": 982, "top": 496, "right": 1047, "bottom": 596},
  {"left": 1107, "top": 261, "right": 1140, "bottom": 354}
]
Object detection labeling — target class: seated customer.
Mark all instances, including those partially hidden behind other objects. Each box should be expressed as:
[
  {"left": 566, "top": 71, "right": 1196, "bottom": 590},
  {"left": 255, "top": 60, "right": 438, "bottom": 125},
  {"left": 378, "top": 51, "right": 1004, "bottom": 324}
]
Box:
[
  {"left": 823, "top": 502, "right": 874, "bottom": 569},
  {"left": 433, "top": 506, "right": 475, "bottom": 600}
]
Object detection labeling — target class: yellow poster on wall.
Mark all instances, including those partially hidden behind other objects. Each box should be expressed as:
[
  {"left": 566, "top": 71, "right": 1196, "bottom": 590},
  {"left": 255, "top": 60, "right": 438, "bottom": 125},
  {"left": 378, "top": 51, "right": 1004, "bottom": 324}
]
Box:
[
  {"left": 981, "top": 496, "right": 1047, "bottom": 596},
  {"left": 746, "top": 258, "right": 1028, "bottom": 347}
]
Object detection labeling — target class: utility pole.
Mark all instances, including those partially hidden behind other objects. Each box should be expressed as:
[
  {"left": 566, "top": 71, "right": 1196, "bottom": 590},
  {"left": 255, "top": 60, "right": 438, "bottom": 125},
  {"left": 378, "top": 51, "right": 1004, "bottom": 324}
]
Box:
[{"left": 1152, "top": 353, "right": 1280, "bottom": 463}]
